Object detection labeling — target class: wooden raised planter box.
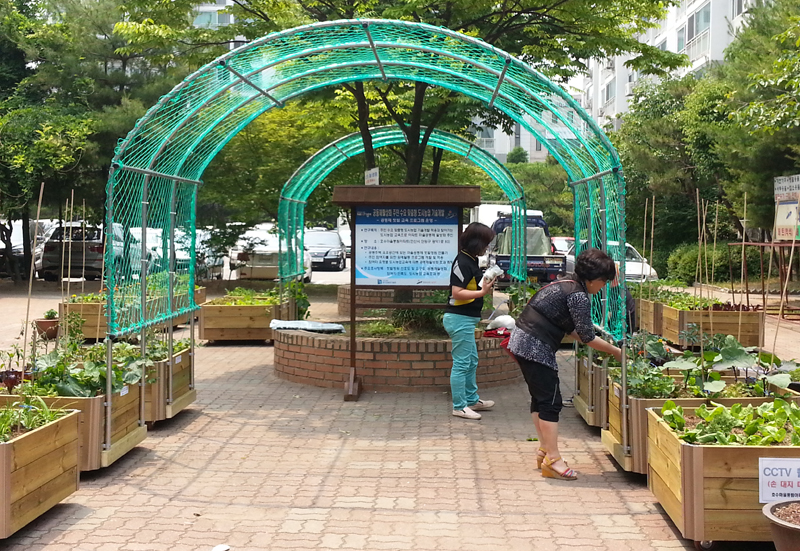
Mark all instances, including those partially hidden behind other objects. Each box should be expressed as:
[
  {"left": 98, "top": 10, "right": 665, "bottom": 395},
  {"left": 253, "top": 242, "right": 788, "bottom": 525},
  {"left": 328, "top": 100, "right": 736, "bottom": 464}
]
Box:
[
  {"left": 662, "top": 306, "right": 764, "bottom": 348},
  {"left": 0, "top": 385, "right": 146, "bottom": 472},
  {"left": 199, "top": 301, "right": 292, "bottom": 342},
  {"left": 0, "top": 410, "right": 80, "bottom": 539},
  {"left": 170, "top": 287, "right": 206, "bottom": 326},
  {"left": 59, "top": 302, "right": 106, "bottom": 340},
  {"left": 573, "top": 352, "right": 607, "bottom": 428},
  {"left": 603, "top": 381, "right": 798, "bottom": 474},
  {"left": 647, "top": 408, "right": 800, "bottom": 544},
  {"left": 637, "top": 299, "right": 662, "bottom": 335},
  {"left": 145, "top": 350, "right": 195, "bottom": 423}
]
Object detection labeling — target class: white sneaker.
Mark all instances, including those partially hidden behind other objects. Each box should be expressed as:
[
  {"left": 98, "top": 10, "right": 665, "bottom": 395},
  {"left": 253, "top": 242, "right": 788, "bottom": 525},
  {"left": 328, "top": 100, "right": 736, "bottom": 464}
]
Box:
[
  {"left": 469, "top": 399, "right": 495, "bottom": 411},
  {"left": 452, "top": 406, "right": 481, "bottom": 420}
]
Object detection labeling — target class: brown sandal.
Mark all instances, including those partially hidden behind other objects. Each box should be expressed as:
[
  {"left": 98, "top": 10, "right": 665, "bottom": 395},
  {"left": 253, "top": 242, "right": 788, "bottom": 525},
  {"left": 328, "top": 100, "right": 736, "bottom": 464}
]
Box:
[
  {"left": 541, "top": 456, "right": 578, "bottom": 480},
  {"left": 536, "top": 448, "right": 546, "bottom": 469}
]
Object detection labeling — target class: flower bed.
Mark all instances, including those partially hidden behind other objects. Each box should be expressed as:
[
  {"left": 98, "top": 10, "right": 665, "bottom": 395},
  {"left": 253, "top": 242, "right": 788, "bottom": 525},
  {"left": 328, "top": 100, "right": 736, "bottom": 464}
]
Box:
[
  {"left": 648, "top": 401, "right": 800, "bottom": 544},
  {"left": 0, "top": 406, "right": 80, "bottom": 538}
]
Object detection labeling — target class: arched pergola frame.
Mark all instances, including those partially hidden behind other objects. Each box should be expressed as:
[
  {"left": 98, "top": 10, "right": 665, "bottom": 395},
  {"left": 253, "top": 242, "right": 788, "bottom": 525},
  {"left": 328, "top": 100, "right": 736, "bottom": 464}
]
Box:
[
  {"left": 278, "top": 126, "right": 528, "bottom": 283},
  {"left": 105, "top": 18, "right": 627, "bottom": 343}
]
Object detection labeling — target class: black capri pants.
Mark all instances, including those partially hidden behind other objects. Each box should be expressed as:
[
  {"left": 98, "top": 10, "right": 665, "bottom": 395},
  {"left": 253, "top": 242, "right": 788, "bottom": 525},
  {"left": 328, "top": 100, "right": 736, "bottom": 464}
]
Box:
[{"left": 514, "top": 355, "right": 562, "bottom": 422}]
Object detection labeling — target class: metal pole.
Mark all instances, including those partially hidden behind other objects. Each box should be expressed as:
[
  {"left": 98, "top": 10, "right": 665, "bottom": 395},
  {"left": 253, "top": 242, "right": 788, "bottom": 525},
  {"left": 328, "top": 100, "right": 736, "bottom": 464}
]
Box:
[
  {"left": 620, "top": 339, "right": 629, "bottom": 455},
  {"left": 104, "top": 336, "right": 113, "bottom": 450},
  {"left": 168, "top": 181, "right": 177, "bottom": 404},
  {"left": 139, "top": 177, "right": 149, "bottom": 427},
  {"left": 598, "top": 181, "right": 608, "bottom": 325}
]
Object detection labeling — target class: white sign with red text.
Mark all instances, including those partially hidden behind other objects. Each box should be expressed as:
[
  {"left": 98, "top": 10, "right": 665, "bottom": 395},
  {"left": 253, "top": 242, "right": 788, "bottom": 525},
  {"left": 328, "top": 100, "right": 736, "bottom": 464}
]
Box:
[{"left": 759, "top": 458, "right": 800, "bottom": 503}]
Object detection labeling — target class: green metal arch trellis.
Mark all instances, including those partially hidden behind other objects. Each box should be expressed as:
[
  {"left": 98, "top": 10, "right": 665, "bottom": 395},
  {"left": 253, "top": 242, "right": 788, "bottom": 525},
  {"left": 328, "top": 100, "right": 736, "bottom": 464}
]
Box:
[
  {"left": 105, "top": 18, "right": 627, "bottom": 341},
  {"left": 278, "top": 126, "right": 528, "bottom": 283}
]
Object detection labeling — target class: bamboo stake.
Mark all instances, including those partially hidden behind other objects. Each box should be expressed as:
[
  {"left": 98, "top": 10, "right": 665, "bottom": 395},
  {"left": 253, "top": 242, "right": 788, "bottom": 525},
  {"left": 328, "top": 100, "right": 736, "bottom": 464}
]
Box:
[
  {"left": 696, "top": 194, "right": 706, "bottom": 371},
  {"left": 21, "top": 183, "right": 45, "bottom": 371},
  {"left": 65, "top": 191, "right": 75, "bottom": 339},
  {"left": 648, "top": 196, "right": 655, "bottom": 301},
  {"left": 772, "top": 192, "right": 800, "bottom": 356},
  {"left": 641, "top": 197, "right": 648, "bottom": 302},
  {"left": 81, "top": 200, "right": 86, "bottom": 296},
  {"left": 60, "top": 198, "right": 68, "bottom": 300},
  {"left": 709, "top": 202, "right": 720, "bottom": 336},
  {"left": 765, "top": 199, "right": 778, "bottom": 315},
  {"left": 695, "top": 189, "right": 702, "bottom": 302},
  {"left": 738, "top": 192, "right": 748, "bottom": 343}
]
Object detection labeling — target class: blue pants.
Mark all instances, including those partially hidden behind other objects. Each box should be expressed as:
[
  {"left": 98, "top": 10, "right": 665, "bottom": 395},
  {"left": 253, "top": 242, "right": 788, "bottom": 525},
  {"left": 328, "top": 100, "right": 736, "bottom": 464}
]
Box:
[{"left": 443, "top": 312, "right": 481, "bottom": 410}]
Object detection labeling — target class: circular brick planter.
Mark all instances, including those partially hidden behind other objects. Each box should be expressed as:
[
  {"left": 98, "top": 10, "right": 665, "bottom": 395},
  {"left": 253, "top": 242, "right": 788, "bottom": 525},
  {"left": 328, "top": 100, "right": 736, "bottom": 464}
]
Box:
[
  {"left": 337, "top": 285, "right": 438, "bottom": 316},
  {"left": 273, "top": 329, "right": 522, "bottom": 392}
]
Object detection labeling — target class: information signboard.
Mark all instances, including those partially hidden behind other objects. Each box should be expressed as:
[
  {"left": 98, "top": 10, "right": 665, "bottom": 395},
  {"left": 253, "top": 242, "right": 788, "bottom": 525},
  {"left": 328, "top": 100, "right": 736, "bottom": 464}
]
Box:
[
  {"left": 759, "top": 457, "right": 800, "bottom": 503},
  {"left": 354, "top": 206, "right": 458, "bottom": 286},
  {"left": 365, "top": 167, "right": 379, "bottom": 186}
]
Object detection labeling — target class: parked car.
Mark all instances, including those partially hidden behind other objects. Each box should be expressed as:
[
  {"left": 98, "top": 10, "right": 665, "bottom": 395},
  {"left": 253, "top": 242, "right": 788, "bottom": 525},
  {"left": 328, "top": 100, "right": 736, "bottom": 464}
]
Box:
[
  {"left": 566, "top": 240, "right": 658, "bottom": 282},
  {"left": 337, "top": 215, "right": 351, "bottom": 257},
  {"left": 305, "top": 229, "right": 346, "bottom": 271},
  {"left": 229, "top": 225, "right": 312, "bottom": 282},
  {"left": 551, "top": 236, "right": 574, "bottom": 255},
  {"left": 38, "top": 222, "right": 152, "bottom": 282},
  {"left": 129, "top": 227, "right": 224, "bottom": 280},
  {"left": 488, "top": 212, "right": 566, "bottom": 285}
]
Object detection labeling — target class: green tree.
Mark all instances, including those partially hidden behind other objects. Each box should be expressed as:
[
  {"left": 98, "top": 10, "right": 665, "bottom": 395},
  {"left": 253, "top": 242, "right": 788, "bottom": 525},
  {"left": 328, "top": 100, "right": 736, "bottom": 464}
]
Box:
[{"left": 506, "top": 147, "right": 529, "bottom": 164}]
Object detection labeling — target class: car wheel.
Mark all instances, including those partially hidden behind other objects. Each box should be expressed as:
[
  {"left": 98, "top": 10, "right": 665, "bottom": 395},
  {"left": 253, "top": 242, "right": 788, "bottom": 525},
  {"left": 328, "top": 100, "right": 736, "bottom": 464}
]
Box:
[
  {"left": 85, "top": 275, "right": 98, "bottom": 281},
  {"left": 337, "top": 258, "right": 345, "bottom": 271},
  {"left": 303, "top": 271, "right": 312, "bottom": 283}
]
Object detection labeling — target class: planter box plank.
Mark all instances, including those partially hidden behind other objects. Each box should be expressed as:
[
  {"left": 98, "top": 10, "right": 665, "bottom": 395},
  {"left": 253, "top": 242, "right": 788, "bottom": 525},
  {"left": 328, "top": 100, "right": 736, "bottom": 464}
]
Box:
[
  {"left": 638, "top": 299, "right": 663, "bottom": 335},
  {"left": 0, "top": 410, "right": 80, "bottom": 539},
  {"left": 59, "top": 302, "right": 106, "bottom": 340},
  {"left": 647, "top": 408, "right": 800, "bottom": 543},
  {"left": 200, "top": 301, "right": 288, "bottom": 342},
  {"left": 574, "top": 355, "right": 606, "bottom": 428}
]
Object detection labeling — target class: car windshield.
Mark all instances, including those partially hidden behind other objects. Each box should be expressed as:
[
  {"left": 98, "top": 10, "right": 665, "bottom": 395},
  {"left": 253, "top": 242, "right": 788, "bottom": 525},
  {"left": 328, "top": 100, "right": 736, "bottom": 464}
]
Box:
[
  {"left": 50, "top": 226, "right": 103, "bottom": 242},
  {"left": 625, "top": 245, "right": 643, "bottom": 261},
  {"left": 305, "top": 232, "right": 341, "bottom": 248}
]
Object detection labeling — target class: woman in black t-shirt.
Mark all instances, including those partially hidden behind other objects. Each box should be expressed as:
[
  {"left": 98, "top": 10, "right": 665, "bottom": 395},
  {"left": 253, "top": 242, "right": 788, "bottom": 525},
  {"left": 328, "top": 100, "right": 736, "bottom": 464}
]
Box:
[{"left": 444, "top": 223, "right": 495, "bottom": 420}]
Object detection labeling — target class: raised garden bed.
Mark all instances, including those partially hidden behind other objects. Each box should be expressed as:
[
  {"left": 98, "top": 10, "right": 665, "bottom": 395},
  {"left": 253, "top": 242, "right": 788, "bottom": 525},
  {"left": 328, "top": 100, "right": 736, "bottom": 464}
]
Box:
[
  {"left": 0, "top": 409, "right": 80, "bottom": 539},
  {"left": 199, "top": 300, "right": 292, "bottom": 342},
  {"left": 637, "top": 298, "right": 663, "bottom": 336},
  {"left": 59, "top": 301, "right": 106, "bottom": 340},
  {"left": 0, "top": 386, "right": 146, "bottom": 471},
  {"left": 145, "top": 349, "right": 195, "bottom": 424},
  {"left": 647, "top": 403, "right": 800, "bottom": 545},
  {"left": 662, "top": 305, "right": 764, "bottom": 348}
]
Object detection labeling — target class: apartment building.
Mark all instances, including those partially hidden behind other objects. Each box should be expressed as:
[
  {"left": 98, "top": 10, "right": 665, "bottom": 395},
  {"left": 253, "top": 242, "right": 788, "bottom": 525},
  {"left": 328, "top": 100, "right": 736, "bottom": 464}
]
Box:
[{"left": 581, "top": 0, "right": 750, "bottom": 127}]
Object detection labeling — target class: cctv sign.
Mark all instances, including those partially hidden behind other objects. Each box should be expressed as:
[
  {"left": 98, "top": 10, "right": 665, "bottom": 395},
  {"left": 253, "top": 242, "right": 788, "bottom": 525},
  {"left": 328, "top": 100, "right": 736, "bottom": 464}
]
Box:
[{"left": 759, "top": 458, "right": 800, "bottom": 503}]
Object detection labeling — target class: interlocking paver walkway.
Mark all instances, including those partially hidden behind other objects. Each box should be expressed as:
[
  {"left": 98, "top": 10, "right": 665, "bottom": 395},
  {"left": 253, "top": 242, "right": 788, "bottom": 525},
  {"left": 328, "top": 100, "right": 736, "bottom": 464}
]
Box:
[{"left": 0, "top": 286, "right": 778, "bottom": 550}]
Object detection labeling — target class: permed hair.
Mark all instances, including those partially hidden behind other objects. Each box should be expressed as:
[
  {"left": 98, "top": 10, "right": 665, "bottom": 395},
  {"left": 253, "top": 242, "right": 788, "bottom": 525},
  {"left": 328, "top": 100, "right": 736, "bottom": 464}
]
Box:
[
  {"left": 460, "top": 222, "right": 495, "bottom": 256},
  {"left": 575, "top": 248, "right": 617, "bottom": 282}
]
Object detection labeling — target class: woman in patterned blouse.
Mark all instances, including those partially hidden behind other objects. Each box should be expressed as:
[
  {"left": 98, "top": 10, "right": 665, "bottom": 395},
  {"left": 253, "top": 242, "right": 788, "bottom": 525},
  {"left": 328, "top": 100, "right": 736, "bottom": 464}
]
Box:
[{"left": 508, "top": 248, "right": 622, "bottom": 480}]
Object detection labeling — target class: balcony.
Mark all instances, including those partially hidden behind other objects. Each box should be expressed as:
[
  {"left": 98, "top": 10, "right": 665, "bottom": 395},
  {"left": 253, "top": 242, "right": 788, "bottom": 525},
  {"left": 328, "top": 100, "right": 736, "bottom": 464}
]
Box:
[
  {"left": 475, "top": 138, "right": 495, "bottom": 151},
  {"left": 683, "top": 29, "right": 710, "bottom": 62}
]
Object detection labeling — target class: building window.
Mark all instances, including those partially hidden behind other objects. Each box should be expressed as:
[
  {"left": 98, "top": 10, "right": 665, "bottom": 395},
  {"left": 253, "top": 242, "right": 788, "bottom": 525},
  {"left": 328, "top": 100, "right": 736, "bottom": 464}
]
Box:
[
  {"left": 535, "top": 140, "right": 542, "bottom": 152},
  {"left": 677, "top": 26, "right": 686, "bottom": 52},
  {"left": 218, "top": 13, "right": 230, "bottom": 26},
  {"left": 687, "top": 2, "right": 711, "bottom": 41},
  {"left": 604, "top": 78, "right": 616, "bottom": 104},
  {"left": 232, "top": 40, "right": 247, "bottom": 49},
  {"left": 657, "top": 40, "right": 667, "bottom": 51},
  {"left": 514, "top": 123, "right": 521, "bottom": 148},
  {"left": 551, "top": 111, "right": 558, "bottom": 124},
  {"left": 193, "top": 11, "right": 216, "bottom": 28},
  {"left": 732, "top": 0, "right": 745, "bottom": 18}
]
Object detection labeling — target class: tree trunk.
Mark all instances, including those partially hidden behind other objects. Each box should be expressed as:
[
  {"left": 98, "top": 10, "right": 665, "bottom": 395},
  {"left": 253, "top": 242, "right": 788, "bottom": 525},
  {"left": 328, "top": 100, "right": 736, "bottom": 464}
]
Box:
[
  {"left": 402, "top": 83, "right": 429, "bottom": 185},
  {"left": 0, "top": 222, "right": 14, "bottom": 282},
  {"left": 430, "top": 147, "right": 444, "bottom": 185},
  {"left": 352, "top": 83, "right": 376, "bottom": 170}
]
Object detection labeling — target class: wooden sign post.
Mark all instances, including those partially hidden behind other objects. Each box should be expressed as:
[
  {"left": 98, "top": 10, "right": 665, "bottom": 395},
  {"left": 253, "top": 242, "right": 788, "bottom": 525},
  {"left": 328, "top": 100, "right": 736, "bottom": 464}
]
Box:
[{"left": 332, "top": 185, "right": 482, "bottom": 401}]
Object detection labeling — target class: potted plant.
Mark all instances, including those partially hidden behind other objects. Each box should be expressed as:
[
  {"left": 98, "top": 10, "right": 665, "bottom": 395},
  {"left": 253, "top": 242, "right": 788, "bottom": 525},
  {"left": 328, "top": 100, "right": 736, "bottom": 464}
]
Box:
[
  {"left": 648, "top": 399, "right": 800, "bottom": 547},
  {"left": 34, "top": 309, "right": 59, "bottom": 340},
  {"left": 763, "top": 499, "right": 800, "bottom": 551},
  {"left": 0, "top": 397, "right": 80, "bottom": 539}
]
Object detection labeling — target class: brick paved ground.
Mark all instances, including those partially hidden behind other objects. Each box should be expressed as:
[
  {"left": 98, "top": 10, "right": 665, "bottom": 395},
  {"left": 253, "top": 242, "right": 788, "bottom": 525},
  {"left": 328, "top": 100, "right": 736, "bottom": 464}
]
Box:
[{"left": 0, "top": 284, "right": 779, "bottom": 550}]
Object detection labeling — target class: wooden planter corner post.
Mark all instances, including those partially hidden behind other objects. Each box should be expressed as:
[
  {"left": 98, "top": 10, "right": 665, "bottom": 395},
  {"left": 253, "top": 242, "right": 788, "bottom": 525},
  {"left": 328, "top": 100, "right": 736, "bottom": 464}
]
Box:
[
  {"left": 647, "top": 408, "right": 800, "bottom": 544},
  {"left": 0, "top": 410, "right": 81, "bottom": 539},
  {"left": 332, "top": 185, "right": 482, "bottom": 401}
]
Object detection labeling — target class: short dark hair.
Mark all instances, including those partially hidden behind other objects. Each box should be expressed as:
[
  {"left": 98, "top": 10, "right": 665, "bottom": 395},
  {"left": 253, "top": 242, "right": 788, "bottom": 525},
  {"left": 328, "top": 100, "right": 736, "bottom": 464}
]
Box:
[
  {"left": 575, "top": 248, "right": 616, "bottom": 282},
  {"left": 460, "top": 222, "right": 495, "bottom": 256}
]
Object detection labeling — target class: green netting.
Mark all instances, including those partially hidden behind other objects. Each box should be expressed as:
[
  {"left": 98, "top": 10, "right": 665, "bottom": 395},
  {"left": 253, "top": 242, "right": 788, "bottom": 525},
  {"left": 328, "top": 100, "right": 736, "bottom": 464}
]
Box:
[
  {"left": 106, "top": 18, "right": 627, "bottom": 341},
  {"left": 278, "top": 126, "right": 527, "bottom": 283}
]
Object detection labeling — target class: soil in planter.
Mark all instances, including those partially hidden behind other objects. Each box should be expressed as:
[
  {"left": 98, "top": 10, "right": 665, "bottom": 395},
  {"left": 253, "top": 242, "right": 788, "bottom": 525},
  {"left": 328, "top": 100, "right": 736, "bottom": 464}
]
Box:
[
  {"left": 774, "top": 502, "right": 800, "bottom": 525},
  {"left": 344, "top": 322, "right": 448, "bottom": 340}
]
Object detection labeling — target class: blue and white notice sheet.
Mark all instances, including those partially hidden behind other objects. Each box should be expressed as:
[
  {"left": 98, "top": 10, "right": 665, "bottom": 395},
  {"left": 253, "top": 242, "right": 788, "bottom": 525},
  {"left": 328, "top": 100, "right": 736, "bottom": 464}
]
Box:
[{"left": 355, "top": 206, "right": 458, "bottom": 286}]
